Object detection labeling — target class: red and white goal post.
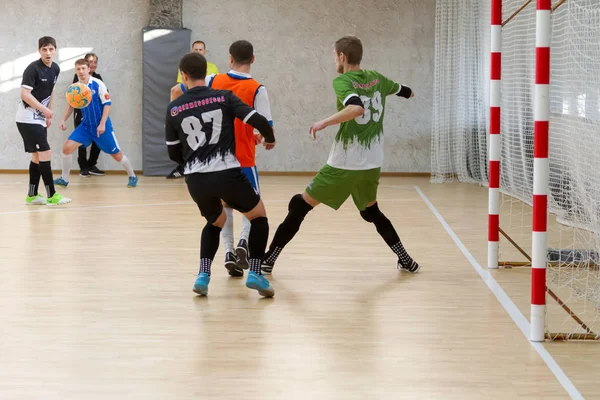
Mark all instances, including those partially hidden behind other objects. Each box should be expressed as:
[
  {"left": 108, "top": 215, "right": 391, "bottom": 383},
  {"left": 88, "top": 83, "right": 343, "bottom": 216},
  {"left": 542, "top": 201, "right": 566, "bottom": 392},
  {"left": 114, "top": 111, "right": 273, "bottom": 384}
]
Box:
[{"left": 487, "top": 0, "right": 600, "bottom": 342}]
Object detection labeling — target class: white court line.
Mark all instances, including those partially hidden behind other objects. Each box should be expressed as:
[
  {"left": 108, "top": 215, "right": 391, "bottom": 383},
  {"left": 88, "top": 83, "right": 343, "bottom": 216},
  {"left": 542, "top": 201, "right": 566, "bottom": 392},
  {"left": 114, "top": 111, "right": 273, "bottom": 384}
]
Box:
[{"left": 413, "top": 185, "right": 583, "bottom": 400}]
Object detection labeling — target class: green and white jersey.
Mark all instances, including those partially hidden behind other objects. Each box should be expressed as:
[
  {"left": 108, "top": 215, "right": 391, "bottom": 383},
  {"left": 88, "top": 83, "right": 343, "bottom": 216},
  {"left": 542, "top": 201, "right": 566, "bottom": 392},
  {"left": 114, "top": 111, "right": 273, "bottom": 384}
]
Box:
[{"left": 327, "top": 69, "right": 401, "bottom": 170}]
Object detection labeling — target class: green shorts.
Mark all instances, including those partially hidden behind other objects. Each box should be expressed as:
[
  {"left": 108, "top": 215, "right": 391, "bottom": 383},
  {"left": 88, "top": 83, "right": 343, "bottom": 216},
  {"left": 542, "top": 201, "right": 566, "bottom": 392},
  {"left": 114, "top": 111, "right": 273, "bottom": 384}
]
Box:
[{"left": 305, "top": 164, "right": 380, "bottom": 211}]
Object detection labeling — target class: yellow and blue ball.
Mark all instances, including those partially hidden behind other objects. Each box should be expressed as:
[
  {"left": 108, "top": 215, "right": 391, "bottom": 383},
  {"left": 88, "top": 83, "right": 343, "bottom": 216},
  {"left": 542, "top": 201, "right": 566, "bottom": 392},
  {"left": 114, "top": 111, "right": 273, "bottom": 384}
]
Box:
[{"left": 66, "top": 83, "right": 92, "bottom": 109}]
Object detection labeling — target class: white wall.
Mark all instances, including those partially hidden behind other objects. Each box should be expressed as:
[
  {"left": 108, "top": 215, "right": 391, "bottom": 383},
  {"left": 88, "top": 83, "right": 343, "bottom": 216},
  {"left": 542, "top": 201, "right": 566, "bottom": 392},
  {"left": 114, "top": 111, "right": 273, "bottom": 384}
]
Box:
[{"left": 0, "top": 0, "right": 435, "bottom": 172}]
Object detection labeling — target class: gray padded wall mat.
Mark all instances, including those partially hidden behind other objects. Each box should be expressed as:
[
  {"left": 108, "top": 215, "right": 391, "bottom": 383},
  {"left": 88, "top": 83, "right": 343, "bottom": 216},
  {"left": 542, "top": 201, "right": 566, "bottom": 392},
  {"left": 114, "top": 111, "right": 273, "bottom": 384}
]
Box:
[{"left": 142, "top": 27, "right": 191, "bottom": 176}]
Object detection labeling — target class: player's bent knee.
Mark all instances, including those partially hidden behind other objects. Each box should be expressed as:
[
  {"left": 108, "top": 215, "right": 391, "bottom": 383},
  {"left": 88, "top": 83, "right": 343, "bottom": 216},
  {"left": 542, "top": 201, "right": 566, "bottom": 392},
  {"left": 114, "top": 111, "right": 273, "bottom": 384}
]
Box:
[
  {"left": 210, "top": 208, "right": 227, "bottom": 228},
  {"left": 301, "top": 191, "right": 320, "bottom": 208},
  {"left": 203, "top": 221, "right": 222, "bottom": 237},
  {"left": 360, "top": 202, "right": 383, "bottom": 223},
  {"left": 62, "top": 140, "right": 79, "bottom": 155},
  {"left": 289, "top": 193, "right": 313, "bottom": 220},
  {"left": 366, "top": 200, "right": 377, "bottom": 208},
  {"left": 37, "top": 150, "right": 52, "bottom": 162},
  {"left": 245, "top": 199, "right": 266, "bottom": 221},
  {"left": 111, "top": 151, "right": 123, "bottom": 162}
]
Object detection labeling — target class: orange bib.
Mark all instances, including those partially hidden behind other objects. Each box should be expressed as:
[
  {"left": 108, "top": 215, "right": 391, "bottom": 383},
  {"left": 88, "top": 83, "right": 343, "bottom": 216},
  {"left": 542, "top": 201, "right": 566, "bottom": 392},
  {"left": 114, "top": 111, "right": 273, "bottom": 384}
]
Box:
[{"left": 210, "top": 74, "right": 261, "bottom": 167}]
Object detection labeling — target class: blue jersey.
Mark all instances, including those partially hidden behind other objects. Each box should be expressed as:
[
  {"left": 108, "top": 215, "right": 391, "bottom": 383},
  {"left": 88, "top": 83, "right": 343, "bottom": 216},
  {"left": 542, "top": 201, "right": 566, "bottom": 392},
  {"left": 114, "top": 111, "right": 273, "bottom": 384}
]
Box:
[{"left": 78, "top": 76, "right": 111, "bottom": 128}]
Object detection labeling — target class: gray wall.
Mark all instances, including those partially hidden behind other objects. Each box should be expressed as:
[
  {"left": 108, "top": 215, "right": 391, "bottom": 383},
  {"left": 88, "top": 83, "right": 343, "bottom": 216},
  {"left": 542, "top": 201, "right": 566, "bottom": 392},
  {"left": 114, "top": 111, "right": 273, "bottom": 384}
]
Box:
[
  {"left": 0, "top": 0, "right": 148, "bottom": 170},
  {"left": 183, "top": 0, "right": 435, "bottom": 172},
  {"left": 0, "top": 0, "right": 434, "bottom": 172}
]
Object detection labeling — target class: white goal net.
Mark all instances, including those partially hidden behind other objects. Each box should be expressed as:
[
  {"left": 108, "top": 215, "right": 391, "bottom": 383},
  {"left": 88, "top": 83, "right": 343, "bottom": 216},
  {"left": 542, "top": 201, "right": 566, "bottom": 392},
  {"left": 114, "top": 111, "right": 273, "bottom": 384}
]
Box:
[{"left": 432, "top": 0, "right": 600, "bottom": 339}]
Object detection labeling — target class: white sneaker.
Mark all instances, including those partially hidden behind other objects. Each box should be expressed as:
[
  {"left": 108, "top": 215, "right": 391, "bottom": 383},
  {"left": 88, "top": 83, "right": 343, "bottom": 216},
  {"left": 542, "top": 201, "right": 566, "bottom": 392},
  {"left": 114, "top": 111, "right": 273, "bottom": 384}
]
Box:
[
  {"left": 46, "top": 192, "right": 72, "bottom": 206},
  {"left": 25, "top": 194, "right": 46, "bottom": 205}
]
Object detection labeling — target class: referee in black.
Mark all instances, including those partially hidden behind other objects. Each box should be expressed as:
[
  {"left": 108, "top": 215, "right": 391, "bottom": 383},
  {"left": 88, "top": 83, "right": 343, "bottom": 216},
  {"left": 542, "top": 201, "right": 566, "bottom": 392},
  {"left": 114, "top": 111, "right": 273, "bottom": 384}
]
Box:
[{"left": 72, "top": 53, "right": 105, "bottom": 177}]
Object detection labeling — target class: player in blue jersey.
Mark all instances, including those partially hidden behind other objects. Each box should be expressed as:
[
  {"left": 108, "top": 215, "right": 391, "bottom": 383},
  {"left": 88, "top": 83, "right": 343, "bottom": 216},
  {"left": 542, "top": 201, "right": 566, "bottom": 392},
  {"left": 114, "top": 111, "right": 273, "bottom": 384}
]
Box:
[{"left": 54, "top": 58, "right": 138, "bottom": 190}]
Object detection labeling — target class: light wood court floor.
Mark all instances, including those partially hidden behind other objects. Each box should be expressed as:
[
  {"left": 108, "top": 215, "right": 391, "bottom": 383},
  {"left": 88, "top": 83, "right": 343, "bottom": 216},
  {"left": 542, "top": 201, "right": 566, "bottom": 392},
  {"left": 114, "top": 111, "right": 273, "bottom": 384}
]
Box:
[
  {"left": 419, "top": 181, "right": 600, "bottom": 399},
  {"left": 0, "top": 173, "right": 590, "bottom": 399}
]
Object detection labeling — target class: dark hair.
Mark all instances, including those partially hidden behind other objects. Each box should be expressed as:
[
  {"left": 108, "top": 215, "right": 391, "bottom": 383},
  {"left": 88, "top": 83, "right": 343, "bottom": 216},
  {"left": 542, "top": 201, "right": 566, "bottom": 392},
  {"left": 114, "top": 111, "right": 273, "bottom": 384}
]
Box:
[
  {"left": 75, "top": 58, "right": 89, "bottom": 67},
  {"left": 179, "top": 52, "right": 207, "bottom": 80},
  {"left": 229, "top": 40, "right": 253, "bottom": 65},
  {"left": 85, "top": 53, "right": 98, "bottom": 61},
  {"left": 38, "top": 36, "right": 57, "bottom": 49},
  {"left": 192, "top": 40, "right": 206, "bottom": 49},
  {"left": 334, "top": 36, "right": 362, "bottom": 65}
]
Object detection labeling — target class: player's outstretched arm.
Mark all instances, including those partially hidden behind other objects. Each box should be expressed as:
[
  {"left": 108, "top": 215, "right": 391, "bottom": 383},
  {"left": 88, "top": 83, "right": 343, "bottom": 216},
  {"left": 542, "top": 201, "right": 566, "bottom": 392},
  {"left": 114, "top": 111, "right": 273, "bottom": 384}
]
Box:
[
  {"left": 308, "top": 103, "right": 364, "bottom": 140},
  {"left": 395, "top": 85, "right": 414, "bottom": 99},
  {"left": 308, "top": 75, "right": 366, "bottom": 139},
  {"left": 379, "top": 72, "right": 414, "bottom": 99}
]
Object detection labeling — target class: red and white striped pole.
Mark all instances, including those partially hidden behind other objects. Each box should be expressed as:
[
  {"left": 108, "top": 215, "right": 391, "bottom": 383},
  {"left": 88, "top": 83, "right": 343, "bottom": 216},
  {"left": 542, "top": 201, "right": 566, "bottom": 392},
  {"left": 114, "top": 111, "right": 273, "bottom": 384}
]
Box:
[
  {"left": 531, "top": 0, "right": 551, "bottom": 342},
  {"left": 488, "top": 0, "right": 502, "bottom": 269}
]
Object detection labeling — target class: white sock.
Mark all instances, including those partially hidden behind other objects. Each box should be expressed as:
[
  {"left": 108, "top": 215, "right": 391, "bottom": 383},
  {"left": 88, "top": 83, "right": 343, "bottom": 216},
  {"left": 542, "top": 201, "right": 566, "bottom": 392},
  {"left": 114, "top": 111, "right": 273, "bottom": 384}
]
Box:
[
  {"left": 241, "top": 215, "right": 251, "bottom": 242},
  {"left": 61, "top": 153, "right": 72, "bottom": 182},
  {"left": 222, "top": 207, "right": 234, "bottom": 254},
  {"left": 119, "top": 155, "right": 135, "bottom": 177}
]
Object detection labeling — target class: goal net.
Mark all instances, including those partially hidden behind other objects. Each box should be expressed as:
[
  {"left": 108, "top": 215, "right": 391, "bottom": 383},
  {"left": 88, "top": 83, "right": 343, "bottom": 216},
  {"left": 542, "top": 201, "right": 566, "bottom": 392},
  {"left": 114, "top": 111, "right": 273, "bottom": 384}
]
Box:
[{"left": 432, "top": 0, "right": 600, "bottom": 340}]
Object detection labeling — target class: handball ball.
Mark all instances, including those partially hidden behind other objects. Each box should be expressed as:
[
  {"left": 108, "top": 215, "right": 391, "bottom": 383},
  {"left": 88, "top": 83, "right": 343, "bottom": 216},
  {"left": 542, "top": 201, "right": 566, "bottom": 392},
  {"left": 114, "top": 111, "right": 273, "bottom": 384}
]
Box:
[{"left": 66, "top": 83, "right": 92, "bottom": 109}]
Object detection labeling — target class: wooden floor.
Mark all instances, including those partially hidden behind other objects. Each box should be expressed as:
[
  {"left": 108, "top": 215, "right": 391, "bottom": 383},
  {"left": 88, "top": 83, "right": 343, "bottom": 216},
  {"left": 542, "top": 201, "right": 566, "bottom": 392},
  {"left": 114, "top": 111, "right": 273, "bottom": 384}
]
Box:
[{"left": 0, "top": 173, "right": 597, "bottom": 399}]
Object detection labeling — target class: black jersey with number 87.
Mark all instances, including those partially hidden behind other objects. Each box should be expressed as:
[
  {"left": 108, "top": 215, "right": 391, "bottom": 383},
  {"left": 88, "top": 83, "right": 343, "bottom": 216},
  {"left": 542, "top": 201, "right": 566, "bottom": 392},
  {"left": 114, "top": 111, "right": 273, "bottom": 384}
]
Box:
[{"left": 165, "top": 86, "right": 273, "bottom": 174}]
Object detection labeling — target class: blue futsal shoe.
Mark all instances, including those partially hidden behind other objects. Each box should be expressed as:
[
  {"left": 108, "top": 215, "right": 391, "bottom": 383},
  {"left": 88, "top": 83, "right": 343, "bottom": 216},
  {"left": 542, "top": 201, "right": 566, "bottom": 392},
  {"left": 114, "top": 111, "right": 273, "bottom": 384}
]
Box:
[
  {"left": 193, "top": 272, "right": 210, "bottom": 296},
  {"left": 245, "top": 271, "right": 274, "bottom": 297},
  {"left": 54, "top": 177, "right": 68, "bottom": 187}
]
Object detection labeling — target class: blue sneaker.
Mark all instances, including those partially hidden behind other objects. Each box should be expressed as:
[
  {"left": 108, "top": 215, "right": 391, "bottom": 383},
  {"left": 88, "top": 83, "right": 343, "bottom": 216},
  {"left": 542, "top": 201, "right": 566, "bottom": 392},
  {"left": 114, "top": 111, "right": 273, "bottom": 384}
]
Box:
[
  {"left": 245, "top": 271, "right": 274, "bottom": 297},
  {"left": 54, "top": 177, "right": 68, "bottom": 187},
  {"left": 128, "top": 176, "right": 138, "bottom": 188},
  {"left": 193, "top": 272, "right": 210, "bottom": 296}
]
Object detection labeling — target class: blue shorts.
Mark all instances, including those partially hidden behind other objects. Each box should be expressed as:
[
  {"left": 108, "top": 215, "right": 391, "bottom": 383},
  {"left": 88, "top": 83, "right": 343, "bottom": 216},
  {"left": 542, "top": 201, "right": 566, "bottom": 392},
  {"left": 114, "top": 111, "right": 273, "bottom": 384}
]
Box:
[
  {"left": 241, "top": 166, "right": 260, "bottom": 194},
  {"left": 68, "top": 121, "right": 121, "bottom": 155}
]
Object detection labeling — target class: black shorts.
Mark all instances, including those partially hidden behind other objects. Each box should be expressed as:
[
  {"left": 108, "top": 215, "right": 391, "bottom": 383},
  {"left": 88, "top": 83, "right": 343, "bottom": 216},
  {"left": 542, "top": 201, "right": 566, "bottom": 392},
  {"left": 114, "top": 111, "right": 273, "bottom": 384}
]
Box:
[
  {"left": 16, "top": 122, "right": 50, "bottom": 153},
  {"left": 185, "top": 168, "right": 261, "bottom": 223}
]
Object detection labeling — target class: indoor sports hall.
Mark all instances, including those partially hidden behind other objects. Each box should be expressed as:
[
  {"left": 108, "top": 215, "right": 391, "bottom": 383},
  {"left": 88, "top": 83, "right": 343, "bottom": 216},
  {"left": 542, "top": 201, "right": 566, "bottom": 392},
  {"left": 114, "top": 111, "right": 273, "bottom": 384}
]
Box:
[{"left": 1, "top": 1, "right": 598, "bottom": 398}]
